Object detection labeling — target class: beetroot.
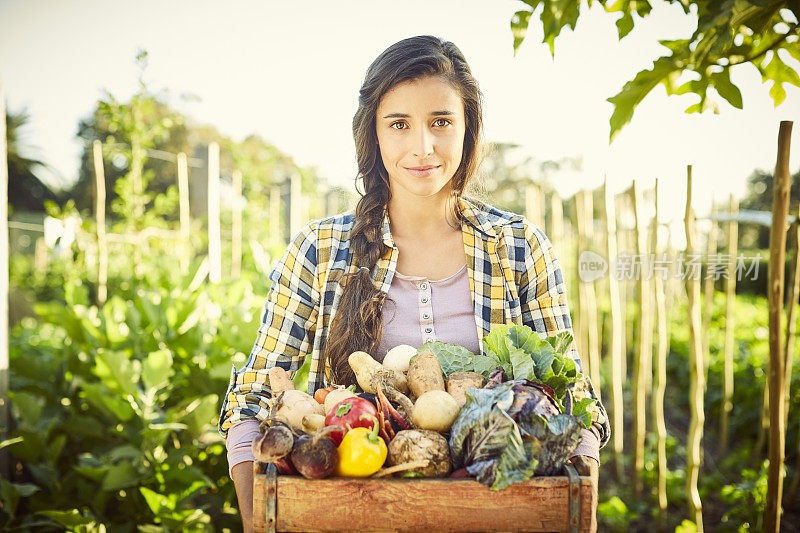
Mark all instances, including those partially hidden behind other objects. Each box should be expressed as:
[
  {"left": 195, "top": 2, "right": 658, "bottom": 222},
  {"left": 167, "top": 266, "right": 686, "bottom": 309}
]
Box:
[{"left": 290, "top": 426, "right": 339, "bottom": 479}]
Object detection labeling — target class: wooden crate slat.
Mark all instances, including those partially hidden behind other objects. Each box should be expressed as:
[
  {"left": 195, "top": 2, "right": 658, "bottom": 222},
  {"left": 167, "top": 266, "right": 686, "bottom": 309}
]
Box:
[{"left": 254, "top": 466, "right": 593, "bottom": 533}]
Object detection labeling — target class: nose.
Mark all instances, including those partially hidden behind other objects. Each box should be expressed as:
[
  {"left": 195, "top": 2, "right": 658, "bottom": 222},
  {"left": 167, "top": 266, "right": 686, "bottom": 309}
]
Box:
[{"left": 411, "top": 126, "right": 434, "bottom": 159}]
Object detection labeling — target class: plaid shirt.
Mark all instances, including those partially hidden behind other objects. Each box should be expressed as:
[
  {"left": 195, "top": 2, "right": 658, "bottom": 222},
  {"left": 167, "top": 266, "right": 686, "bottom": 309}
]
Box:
[{"left": 218, "top": 196, "right": 610, "bottom": 447}]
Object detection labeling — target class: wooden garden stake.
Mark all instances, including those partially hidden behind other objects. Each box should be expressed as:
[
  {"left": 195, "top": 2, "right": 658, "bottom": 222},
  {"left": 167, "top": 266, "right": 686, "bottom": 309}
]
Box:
[
  {"left": 574, "top": 191, "right": 589, "bottom": 361},
  {"left": 525, "top": 183, "right": 545, "bottom": 230},
  {"left": 93, "top": 140, "right": 108, "bottom": 306},
  {"left": 270, "top": 185, "right": 281, "bottom": 247},
  {"left": 652, "top": 179, "right": 669, "bottom": 528},
  {"left": 582, "top": 190, "right": 601, "bottom": 394},
  {"left": 702, "top": 201, "right": 718, "bottom": 380},
  {"left": 765, "top": 121, "right": 792, "bottom": 533},
  {"left": 0, "top": 82, "right": 10, "bottom": 481},
  {"left": 630, "top": 180, "right": 652, "bottom": 497},
  {"left": 603, "top": 178, "right": 625, "bottom": 482},
  {"left": 232, "top": 169, "right": 243, "bottom": 279},
  {"left": 177, "top": 152, "right": 191, "bottom": 275},
  {"left": 290, "top": 171, "right": 302, "bottom": 239},
  {"left": 208, "top": 142, "right": 221, "bottom": 284},
  {"left": 550, "top": 191, "right": 564, "bottom": 255},
  {"left": 685, "top": 165, "right": 705, "bottom": 531},
  {"left": 720, "top": 194, "right": 738, "bottom": 456},
  {"left": 782, "top": 206, "right": 800, "bottom": 435}
]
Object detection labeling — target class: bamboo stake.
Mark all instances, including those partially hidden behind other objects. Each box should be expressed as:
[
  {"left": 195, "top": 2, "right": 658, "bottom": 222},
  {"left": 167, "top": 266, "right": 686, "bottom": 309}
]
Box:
[
  {"left": 208, "top": 142, "right": 221, "bottom": 284},
  {"left": 616, "top": 193, "right": 629, "bottom": 380},
  {"left": 765, "top": 121, "right": 792, "bottom": 533},
  {"left": 702, "top": 201, "right": 718, "bottom": 381},
  {"left": 177, "top": 152, "right": 191, "bottom": 276},
  {"left": 270, "top": 185, "right": 281, "bottom": 247},
  {"left": 652, "top": 179, "right": 669, "bottom": 529},
  {"left": 93, "top": 141, "right": 108, "bottom": 306},
  {"left": 630, "top": 180, "right": 652, "bottom": 497},
  {"left": 0, "top": 82, "right": 10, "bottom": 481},
  {"left": 582, "top": 190, "right": 601, "bottom": 394},
  {"left": 720, "top": 194, "right": 739, "bottom": 456},
  {"left": 290, "top": 172, "right": 302, "bottom": 239},
  {"left": 232, "top": 169, "right": 243, "bottom": 280},
  {"left": 526, "top": 183, "right": 545, "bottom": 230},
  {"left": 574, "top": 191, "right": 589, "bottom": 366},
  {"left": 603, "top": 178, "right": 625, "bottom": 482},
  {"left": 685, "top": 165, "right": 705, "bottom": 531},
  {"left": 782, "top": 206, "right": 800, "bottom": 437},
  {"left": 551, "top": 192, "right": 564, "bottom": 259}
]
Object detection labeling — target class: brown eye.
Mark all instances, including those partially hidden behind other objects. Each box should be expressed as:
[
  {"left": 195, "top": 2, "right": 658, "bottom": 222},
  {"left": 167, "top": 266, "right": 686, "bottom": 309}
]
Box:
[
  {"left": 390, "top": 121, "right": 407, "bottom": 130},
  {"left": 433, "top": 118, "right": 451, "bottom": 127}
]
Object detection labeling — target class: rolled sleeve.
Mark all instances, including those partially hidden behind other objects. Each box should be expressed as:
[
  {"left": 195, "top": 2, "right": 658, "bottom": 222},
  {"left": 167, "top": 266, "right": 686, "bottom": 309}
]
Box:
[{"left": 217, "top": 222, "right": 320, "bottom": 439}]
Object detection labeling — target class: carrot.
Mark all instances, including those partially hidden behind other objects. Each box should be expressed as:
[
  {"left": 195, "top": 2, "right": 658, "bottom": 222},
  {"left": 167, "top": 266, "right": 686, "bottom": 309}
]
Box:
[{"left": 314, "top": 387, "right": 335, "bottom": 404}]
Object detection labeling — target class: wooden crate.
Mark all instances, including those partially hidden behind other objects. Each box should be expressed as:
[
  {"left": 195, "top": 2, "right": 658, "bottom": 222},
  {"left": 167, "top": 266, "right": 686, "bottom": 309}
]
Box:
[{"left": 253, "top": 462, "right": 595, "bottom": 532}]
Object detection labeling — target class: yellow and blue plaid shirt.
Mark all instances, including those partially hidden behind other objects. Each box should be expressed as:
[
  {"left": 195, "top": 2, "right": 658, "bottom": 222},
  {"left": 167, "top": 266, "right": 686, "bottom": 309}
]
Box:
[{"left": 218, "top": 196, "right": 610, "bottom": 447}]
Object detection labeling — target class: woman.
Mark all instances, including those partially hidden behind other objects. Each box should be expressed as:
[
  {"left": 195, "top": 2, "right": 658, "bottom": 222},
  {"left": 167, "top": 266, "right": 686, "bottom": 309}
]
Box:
[{"left": 219, "top": 35, "right": 609, "bottom": 531}]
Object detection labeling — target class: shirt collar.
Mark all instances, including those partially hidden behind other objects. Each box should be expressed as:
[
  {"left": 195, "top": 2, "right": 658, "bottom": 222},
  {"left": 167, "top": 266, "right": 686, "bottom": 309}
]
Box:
[{"left": 379, "top": 195, "right": 519, "bottom": 245}]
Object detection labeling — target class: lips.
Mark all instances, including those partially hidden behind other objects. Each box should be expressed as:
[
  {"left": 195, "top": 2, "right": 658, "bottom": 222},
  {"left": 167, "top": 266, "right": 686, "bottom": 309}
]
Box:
[{"left": 404, "top": 165, "right": 441, "bottom": 177}]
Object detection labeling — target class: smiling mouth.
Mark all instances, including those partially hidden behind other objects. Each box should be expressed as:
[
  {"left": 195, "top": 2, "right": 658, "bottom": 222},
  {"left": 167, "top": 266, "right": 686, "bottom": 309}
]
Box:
[{"left": 404, "top": 165, "right": 441, "bottom": 177}]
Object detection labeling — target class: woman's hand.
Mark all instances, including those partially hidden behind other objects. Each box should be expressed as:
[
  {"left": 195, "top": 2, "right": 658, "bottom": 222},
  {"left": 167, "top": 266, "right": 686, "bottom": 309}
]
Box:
[{"left": 569, "top": 455, "right": 599, "bottom": 532}]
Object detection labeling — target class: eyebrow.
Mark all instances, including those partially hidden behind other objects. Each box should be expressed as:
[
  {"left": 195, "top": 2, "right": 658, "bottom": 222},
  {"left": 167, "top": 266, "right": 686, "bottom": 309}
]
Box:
[{"left": 381, "top": 111, "right": 456, "bottom": 119}]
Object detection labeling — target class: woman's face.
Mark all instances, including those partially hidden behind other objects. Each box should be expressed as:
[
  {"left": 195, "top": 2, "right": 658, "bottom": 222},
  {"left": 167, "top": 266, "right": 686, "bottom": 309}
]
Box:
[{"left": 375, "top": 75, "right": 466, "bottom": 201}]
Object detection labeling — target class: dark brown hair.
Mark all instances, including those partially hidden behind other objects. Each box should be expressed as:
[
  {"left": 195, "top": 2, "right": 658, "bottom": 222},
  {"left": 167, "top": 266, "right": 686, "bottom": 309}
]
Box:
[{"left": 322, "top": 35, "right": 485, "bottom": 385}]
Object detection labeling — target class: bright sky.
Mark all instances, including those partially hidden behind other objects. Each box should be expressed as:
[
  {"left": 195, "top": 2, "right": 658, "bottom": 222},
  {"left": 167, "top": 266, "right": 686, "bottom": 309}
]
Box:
[{"left": 1, "top": 0, "right": 798, "bottom": 226}]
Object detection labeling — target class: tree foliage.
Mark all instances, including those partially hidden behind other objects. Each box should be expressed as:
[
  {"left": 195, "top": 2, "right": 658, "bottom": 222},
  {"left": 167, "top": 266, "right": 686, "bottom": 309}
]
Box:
[{"left": 510, "top": 0, "right": 800, "bottom": 140}]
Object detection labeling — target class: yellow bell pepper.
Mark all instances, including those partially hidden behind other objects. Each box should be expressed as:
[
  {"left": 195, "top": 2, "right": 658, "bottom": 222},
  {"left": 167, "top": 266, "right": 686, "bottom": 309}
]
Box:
[{"left": 334, "top": 414, "right": 387, "bottom": 477}]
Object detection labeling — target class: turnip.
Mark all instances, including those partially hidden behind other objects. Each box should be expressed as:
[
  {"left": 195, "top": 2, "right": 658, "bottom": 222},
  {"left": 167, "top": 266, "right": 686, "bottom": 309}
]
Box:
[
  {"left": 383, "top": 344, "right": 417, "bottom": 373},
  {"left": 411, "top": 390, "right": 460, "bottom": 432},
  {"left": 290, "top": 426, "right": 340, "bottom": 479},
  {"left": 251, "top": 423, "right": 297, "bottom": 475},
  {"left": 323, "top": 387, "right": 358, "bottom": 414},
  {"left": 268, "top": 367, "right": 325, "bottom": 432}
]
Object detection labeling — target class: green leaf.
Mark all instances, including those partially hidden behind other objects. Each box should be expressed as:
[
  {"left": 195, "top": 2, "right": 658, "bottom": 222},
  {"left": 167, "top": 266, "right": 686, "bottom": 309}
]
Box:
[
  {"left": 615, "top": 12, "right": 634, "bottom": 39},
  {"left": 102, "top": 462, "right": 141, "bottom": 491},
  {"left": 81, "top": 382, "right": 136, "bottom": 422},
  {"left": 7, "top": 391, "right": 44, "bottom": 427},
  {"left": 142, "top": 348, "right": 174, "bottom": 392},
  {"left": 0, "top": 479, "right": 40, "bottom": 516},
  {"left": 607, "top": 55, "right": 679, "bottom": 142},
  {"left": 95, "top": 349, "right": 140, "bottom": 397},
  {"left": 710, "top": 70, "right": 743, "bottom": 109},
  {"left": 511, "top": 10, "right": 533, "bottom": 55},
  {"left": 510, "top": 347, "right": 536, "bottom": 381},
  {"left": 36, "top": 509, "right": 94, "bottom": 528},
  {"left": 140, "top": 486, "right": 173, "bottom": 515}
]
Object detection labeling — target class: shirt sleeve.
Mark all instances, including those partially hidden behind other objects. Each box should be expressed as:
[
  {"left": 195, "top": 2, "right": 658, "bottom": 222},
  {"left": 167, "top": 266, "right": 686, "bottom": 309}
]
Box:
[
  {"left": 517, "top": 221, "right": 611, "bottom": 449},
  {"left": 217, "top": 222, "right": 321, "bottom": 440}
]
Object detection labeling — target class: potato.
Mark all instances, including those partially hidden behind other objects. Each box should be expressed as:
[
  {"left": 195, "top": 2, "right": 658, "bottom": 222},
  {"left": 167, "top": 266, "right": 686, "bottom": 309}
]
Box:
[
  {"left": 411, "top": 390, "right": 460, "bottom": 432},
  {"left": 383, "top": 344, "right": 417, "bottom": 373},
  {"left": 268, "top": 366, "right": 296, "bottom": 393},
  {"left": 406, "top": 350, "right": 445, "bottom": 398},
  {"left": 446, "top": 372, "right": 486, "bottom": 407},
  {"left": 387, "top": 429, "right": 451, "bottom": 477}
]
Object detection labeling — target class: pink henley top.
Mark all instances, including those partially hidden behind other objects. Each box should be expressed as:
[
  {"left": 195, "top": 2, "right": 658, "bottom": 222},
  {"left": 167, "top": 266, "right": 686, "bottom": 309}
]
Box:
[{"left": 225, "top": 264, "right": 599, "bottom": 478}]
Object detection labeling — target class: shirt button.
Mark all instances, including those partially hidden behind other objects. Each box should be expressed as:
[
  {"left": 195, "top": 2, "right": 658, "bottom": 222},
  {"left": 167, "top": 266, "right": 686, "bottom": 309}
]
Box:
[
  {"left": 421, "top": 296, "right": 429, "bottom": 303},
  {"left": 422, "top": 313, "right": 430, "bottom": 319},
  {"left": 420, "top": 283, "right": 428, "bottom": 290},
  {"left": 425, "top": 327, "right": 432, "bottom": 333}
]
